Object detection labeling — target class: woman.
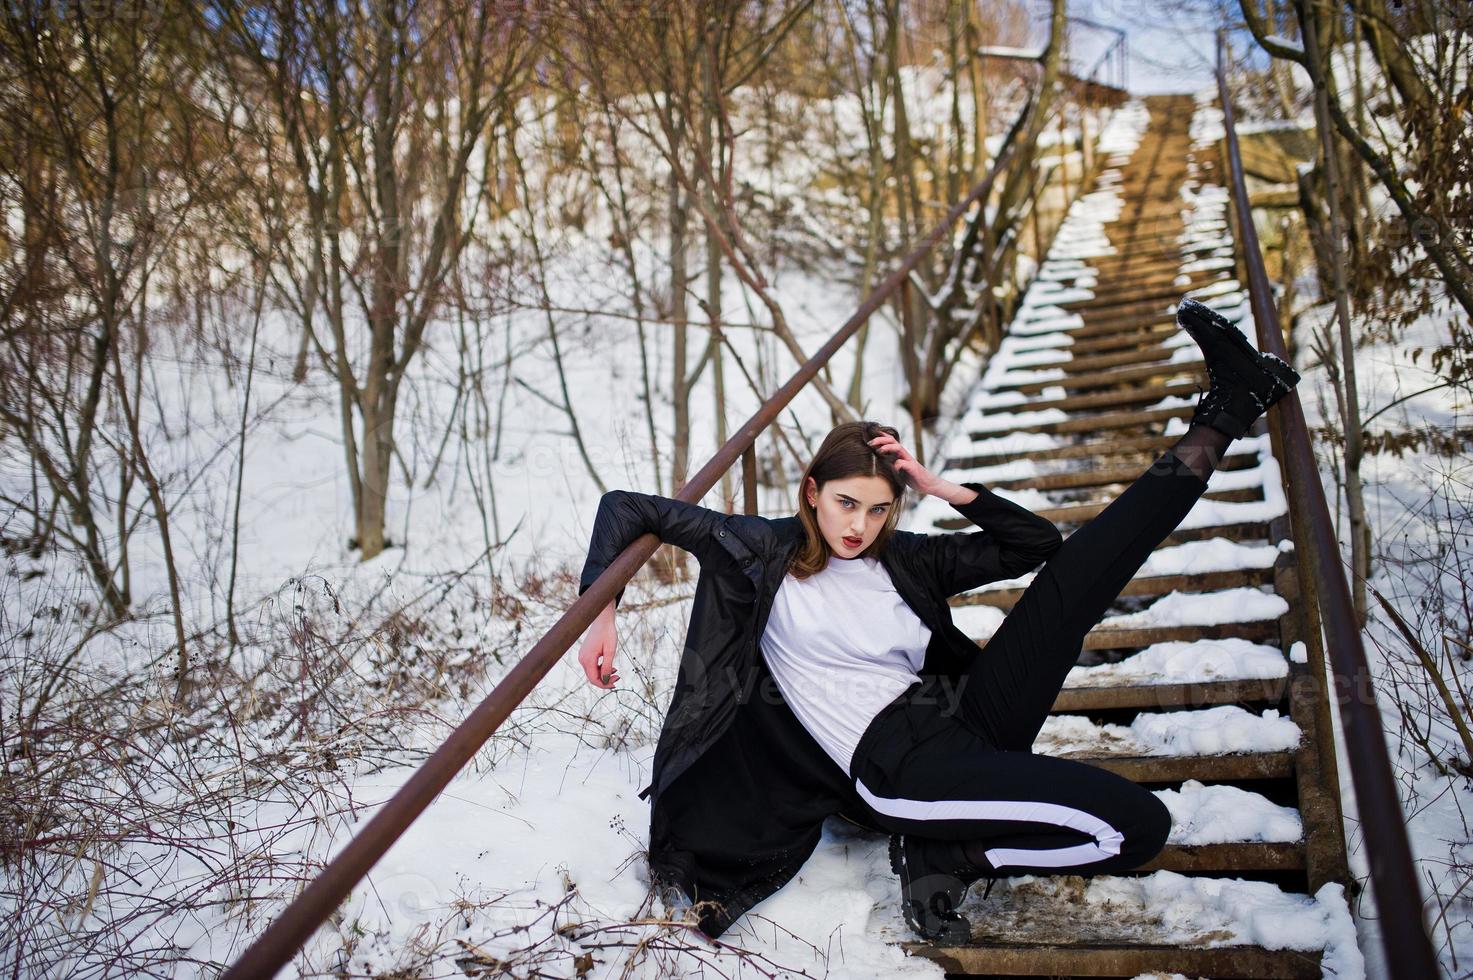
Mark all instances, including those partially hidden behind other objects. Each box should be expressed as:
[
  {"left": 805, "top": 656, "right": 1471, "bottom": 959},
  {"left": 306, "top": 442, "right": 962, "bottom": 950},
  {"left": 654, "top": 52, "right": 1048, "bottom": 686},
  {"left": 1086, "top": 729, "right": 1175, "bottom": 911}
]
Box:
[{"left": 575, "top": 298, "right": 1300, "bottom": 942}]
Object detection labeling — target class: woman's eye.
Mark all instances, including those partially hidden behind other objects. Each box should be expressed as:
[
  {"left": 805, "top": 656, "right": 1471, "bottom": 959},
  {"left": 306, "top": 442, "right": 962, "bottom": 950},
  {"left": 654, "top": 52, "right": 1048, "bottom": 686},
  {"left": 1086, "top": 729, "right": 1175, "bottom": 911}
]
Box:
[
  {"left": 871, "top": 507, "right": 884, "bottom": 515},
  {"left": 840, "top": 500, "right": 853, "bottom": 509}
]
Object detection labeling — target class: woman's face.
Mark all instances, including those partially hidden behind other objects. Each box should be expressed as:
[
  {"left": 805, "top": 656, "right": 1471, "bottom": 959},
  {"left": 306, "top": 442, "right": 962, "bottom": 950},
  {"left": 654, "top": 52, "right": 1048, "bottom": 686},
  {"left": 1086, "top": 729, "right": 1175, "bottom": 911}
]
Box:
[{"left": 805, "top": 474, "right": 897, "bottom": 558}]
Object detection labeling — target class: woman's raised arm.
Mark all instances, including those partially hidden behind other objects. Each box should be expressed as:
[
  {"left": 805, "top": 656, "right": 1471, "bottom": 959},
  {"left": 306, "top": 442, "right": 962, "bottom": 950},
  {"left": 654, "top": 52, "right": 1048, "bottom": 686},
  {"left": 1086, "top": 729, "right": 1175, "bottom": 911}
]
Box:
[
  {"left": 914, "top": 481, "right": 1063, "bottom": 595},
  {"left": 867, "top": 432, "right": 1061, "bottom": 596}
]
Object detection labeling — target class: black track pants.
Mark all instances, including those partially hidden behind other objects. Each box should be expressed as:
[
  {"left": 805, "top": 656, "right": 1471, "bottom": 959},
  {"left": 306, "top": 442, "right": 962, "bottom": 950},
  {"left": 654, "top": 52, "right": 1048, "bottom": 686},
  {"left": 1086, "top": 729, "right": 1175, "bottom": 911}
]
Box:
[{"left": 848, "top": 452, "right": 1210, "bottom": 876}]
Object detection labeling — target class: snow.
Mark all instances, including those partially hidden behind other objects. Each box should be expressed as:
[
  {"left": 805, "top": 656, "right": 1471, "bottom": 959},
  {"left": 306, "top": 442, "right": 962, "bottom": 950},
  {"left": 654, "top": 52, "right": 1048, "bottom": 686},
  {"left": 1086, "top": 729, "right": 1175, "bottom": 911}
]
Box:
[
  {"left": 1160, "top": 780, "right": 1302, "bottom": 845},
  {"left": 1065, "top": 637, "right": 1288, "bottom": 688},
  {"left": 1038, "top": 705, "right": 1301, "bottom": 758},
  {"left": 962, "top": 875, "right": 1359, "bottom": 975}
]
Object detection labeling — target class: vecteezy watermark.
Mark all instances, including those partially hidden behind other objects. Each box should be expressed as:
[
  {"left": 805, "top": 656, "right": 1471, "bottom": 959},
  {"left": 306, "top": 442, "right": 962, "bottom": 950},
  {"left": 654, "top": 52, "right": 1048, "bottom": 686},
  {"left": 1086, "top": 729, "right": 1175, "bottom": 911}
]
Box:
[{"left": 713, "top": 663, "right": 971, "bottom": 717}]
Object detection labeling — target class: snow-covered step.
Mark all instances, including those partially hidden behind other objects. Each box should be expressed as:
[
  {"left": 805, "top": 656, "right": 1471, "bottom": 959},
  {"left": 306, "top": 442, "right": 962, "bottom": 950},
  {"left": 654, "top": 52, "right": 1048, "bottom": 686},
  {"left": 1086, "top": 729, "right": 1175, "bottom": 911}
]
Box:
[
  {"left": 1017, "top": 306, "right": 1177, "bottom": 339},
  {"left": 1060, "top": 290, "right": 1198, "bottom": 317},
  {"left": 1024, "top": 485, "right": 1266, "bottom": 526},
  {"left": 1001, "top": 375, "right": 1207, "bottom": 409},
  {"left": 951, "top": 432, "right": 1180, "bottom": 467},
  {"left": 995, "top": 358, "right": 1207, "bottom": 394},
  {"left": 1053, "top": 636, "right": 1290, "bottom": 711},
  {"left": 960, "top": 403, "right": 1194, "bottom": 439},
  {"left": 956, "top": 607, "right": 1283, "bottom": 651},
  {"left": 950, "top": 535, "right": 1286, "bottom": 601},
  {"left": 905, "top": 930, "right": 1323, "bottom": 979},
  {"left": 1043, "top": 703, "right": 1298, "bottom": 761},
  {"left": 1065, "top": 319, "right": 1181, "bottom": 352},
  {"left": 1054, "top": 675, "right": 1288, "bottom": 713},
  {"left": 983, "top": 453, "right": 1255, "bottom": 493},
  {"left": 1083, "top": 620, "right": 1282, "bottom": 650},
  {"left": 937, "top": 509, "right": 1277, "bottom": 552},
  {"left": 1083, "top": 238, "right": 1233, "bottom": 269},
  {"left": 1058, "top": 270, "right": 1233, "bottom": 309},
  {"left": 1009, "top": 344, "right": 1180, "bottom": 375},
  {"left": 1149, "top": 776, "right": 1307, "bottom": 871},
  {"left": 961, "top": 566, "right": 1277, "bottom": 611}
]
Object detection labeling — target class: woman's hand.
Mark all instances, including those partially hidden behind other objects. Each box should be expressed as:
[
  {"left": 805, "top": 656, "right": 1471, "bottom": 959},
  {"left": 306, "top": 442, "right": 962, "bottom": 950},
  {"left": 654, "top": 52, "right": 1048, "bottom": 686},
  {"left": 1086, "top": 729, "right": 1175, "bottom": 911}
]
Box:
[
  {"left": 578, "top": 601, "right": 620, "bottom": 689},
  {"left": 868, "top": 433, "right": 944, "bottom": 496}
]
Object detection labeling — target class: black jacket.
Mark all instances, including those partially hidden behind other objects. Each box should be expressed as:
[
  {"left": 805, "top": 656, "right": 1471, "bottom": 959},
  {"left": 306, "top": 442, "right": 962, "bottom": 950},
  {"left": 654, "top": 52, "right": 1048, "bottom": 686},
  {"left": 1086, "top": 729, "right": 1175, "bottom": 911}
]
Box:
[{"left": 577, "top": 482, "right": 1062, "bottom": 938}]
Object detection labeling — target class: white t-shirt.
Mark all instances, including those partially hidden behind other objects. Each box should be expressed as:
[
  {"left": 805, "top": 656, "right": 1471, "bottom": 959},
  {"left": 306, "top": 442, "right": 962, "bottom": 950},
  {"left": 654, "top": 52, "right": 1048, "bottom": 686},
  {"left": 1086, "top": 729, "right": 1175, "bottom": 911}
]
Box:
[{"left": 759, "top": 553, "right": 933, "bottom": 774}]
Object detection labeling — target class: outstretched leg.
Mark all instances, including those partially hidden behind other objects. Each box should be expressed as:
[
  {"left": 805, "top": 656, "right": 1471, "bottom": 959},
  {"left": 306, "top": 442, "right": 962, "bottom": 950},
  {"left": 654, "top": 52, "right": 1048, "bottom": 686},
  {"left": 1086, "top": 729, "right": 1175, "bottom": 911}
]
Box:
[
  {"left": 953, "top": 298, "right": 1299, "bottom": 750},
  {"left": 954, "top": 436, "right": 1216, "bottom": 749}
]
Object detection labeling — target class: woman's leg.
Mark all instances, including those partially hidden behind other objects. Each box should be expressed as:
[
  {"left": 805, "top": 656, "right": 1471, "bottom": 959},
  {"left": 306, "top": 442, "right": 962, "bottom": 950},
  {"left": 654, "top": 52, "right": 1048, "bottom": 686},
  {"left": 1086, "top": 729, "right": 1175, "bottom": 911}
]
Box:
[
  {"left": 952, "top": 424, "right": 1230, "bottom": 750},
  {"left": 851, "top": 702, "right": 1171, "bottom": 939},
  {"left": 857, "top": 741, "right": 1171, "bottom": 875}
]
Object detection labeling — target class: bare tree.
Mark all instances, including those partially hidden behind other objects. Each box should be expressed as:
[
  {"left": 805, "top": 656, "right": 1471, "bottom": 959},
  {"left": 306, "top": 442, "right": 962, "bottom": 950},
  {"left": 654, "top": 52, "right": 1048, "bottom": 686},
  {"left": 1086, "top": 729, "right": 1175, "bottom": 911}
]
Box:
[
  {"left": 0, "top": 0, "right": 220, "bottom": 674},
  {"left": 1238, "top": 0, "right": 1473, "bottom": 621},
  {"left": 560, "top": 1, "right": 851, "bottom": 509},
  {"left": 209, "top": 0, "right": 538, "bottom": 560}
]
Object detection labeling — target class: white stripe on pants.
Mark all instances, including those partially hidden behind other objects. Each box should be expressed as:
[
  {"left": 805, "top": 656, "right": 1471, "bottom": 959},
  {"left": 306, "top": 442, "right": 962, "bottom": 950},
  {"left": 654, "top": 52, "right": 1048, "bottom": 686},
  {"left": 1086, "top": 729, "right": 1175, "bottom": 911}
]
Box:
[{"left": 855, "top": 776, "right": 1127, "bottom": 869}]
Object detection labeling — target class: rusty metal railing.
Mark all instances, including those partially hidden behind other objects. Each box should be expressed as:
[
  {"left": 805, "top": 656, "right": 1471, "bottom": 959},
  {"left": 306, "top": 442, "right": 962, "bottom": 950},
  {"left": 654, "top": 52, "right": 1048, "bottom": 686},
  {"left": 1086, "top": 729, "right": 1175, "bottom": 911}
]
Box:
[
  {"left": 1216, "top": 30, "right": 1439, "bottom": 980},
  {"left": 219, "top": 96, "right": 1079, "bottom": 979}
]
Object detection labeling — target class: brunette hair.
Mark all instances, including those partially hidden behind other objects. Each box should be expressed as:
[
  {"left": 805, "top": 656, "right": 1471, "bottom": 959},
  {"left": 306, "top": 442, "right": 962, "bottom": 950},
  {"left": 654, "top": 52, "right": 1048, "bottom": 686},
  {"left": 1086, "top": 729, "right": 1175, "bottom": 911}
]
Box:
[{"left": 787, "top": 420, "right": 907, "bottom": 580}]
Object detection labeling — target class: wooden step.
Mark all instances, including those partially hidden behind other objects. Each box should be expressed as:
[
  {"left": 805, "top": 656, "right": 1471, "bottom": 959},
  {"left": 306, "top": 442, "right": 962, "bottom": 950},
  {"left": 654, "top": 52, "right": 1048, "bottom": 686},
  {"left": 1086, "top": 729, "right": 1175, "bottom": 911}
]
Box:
[
  {"left": 1082, "top": 251, "right": 1233, "bottom": 279},
  {"left": 1051, "top": 674, "right": 1288, "bottom": 713},
  {"left": 1069, "top": 273, "right": 1230, "bottom": 310},
  {"left": 1042, "top": 258, "right": 1187, "bottom": 281},
  {"left": 950, "top": 433, "right": 1179, "bottom": 468},
  {"left": 1062, "top": 291, "right": 1192, "bottom": 317},
  {"left": 1067, "top": 314, "right": 1178, "bottom": 341},
  {"left": 1006, "top": 323, "right": 1173, "bottom": 354},
  {"left": 963, "top": 617, "right": 1283, "bottom": 650},
  {"left": 904, "top": 940, "right": 1322, "bottom": 979},
  {"left": 984, "top": 452, "right": 1255, "bottom": 492},
  {"left": 1105, "top": 203, "right": 1190, "bottom": 220},
  {"left": 997, "top": 359, "right": 1205, "bottom": 394},
  {"left": 1025, "top": 486, "right": 1263, "bottom": 524},
  {"left": 958, "top": 566, "right": 1277, "bottom": 609},
  {"left": 1031, "top": 486, "right": 1260, "bottom": 524},
  {"left": 1100, "top": 230, "right": 1208, "bottom": 253},
  {"left": 1101, "top": 231, "right": 1195, "bottom": 249},
  {"left": 1141, "top": 840, "right": 1304, "bottom": 873},
  {"left": 968, "top": 404, "right": 1193, "bottom": 437},
  {"left": 1011, "top": 345, "right": 1178, "bottom": 376},
  {"left": 1063, "top": 323, "right": 1180, "bottom": 354},
  {"left": 1016, "top": 380, "right": 1202, "bottom": 414},
  {"left": 1080, "top": 620, "right": 1282, "bottom": 650},
  {"left": 1078, "top": 750, "right": 1294, "bottom": 782},
  {"left": 1046, "top": 242, "right": 1198, "bottom": 267},
  {"left": 937, "top": 506, "right": 1272, "bottom": 541},
  {"left": 1160, "top": 521, "right": 1275, "bottom": 546}
]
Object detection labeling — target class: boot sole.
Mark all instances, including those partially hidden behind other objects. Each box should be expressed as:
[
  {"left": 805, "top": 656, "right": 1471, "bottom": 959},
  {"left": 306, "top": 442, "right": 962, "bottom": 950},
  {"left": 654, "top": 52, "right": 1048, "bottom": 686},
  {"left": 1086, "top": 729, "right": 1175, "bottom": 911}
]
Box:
[
  {"left": 1176, "top": 298, "right": 1301, "bottom": 404},
  {"left": 889, "top": 835, "right": 972, "bottom": 943}
]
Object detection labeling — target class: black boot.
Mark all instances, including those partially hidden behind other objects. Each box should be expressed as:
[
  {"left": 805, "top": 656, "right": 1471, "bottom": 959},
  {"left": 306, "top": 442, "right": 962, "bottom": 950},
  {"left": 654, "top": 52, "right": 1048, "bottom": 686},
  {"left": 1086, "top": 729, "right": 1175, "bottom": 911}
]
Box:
[
  {"left": 889, "top": 833, "right": 986, "bottom": 943},
  {"left": 1176, "top": 297, "right": 1301, "bottom": 439}
]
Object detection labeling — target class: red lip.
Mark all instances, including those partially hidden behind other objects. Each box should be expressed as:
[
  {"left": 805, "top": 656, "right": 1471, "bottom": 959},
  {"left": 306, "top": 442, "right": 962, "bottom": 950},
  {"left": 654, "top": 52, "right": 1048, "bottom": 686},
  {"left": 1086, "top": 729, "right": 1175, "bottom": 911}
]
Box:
[{"left": 843, "top": 537, "right": 863, "bottom": 547}]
